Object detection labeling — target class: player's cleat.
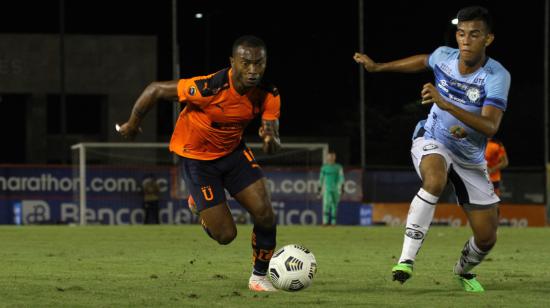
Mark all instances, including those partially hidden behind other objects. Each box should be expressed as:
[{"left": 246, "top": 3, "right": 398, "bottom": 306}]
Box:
[
  {"left": 392, "top": 260, "right": 414, "bottom": 284},
  {"left": 456, "top": 273, "right": 484, "bottom": 293},
  {"left": 248, "top": 274, "right": 278, "bottom": 292},
  {"left": 188, "top": 196, "right": 198, "bottom": 215}
]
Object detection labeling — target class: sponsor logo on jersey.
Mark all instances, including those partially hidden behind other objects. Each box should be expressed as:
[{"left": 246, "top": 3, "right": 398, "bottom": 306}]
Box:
[
  {"left": 437, "top": 79, "right": 449, "bottom": 93},
  {"left": 439, "top": 63, "right": 453, "bottom": 75},
  {"left": 473, "top": 76, "right": 486, "bottom": 84}
]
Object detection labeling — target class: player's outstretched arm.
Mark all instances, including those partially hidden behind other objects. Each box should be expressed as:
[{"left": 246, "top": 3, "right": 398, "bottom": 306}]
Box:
[
  {"left": 258, "top": 119, "right": 281, "bottom": 154},
  {"left": 353, "top": 52, "right": 429, "bottom": 73},
  {"left": 118, "top": 80, "right": 179, "bottom": 139}
]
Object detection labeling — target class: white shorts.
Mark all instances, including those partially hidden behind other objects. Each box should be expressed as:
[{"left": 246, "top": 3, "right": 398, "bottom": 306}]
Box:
[{"left": 411, "top": 137, "right": 500, "bottom": 207}]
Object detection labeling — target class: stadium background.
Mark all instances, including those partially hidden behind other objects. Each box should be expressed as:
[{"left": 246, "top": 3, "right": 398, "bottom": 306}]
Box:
[{"left": 0, "top": 0, "right": 548, "bottom": 225}]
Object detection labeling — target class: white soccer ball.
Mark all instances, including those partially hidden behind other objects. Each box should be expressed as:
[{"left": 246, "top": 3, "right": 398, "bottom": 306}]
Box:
[{"left": 268, "top": 244, "right": 317, "bottom": 291}]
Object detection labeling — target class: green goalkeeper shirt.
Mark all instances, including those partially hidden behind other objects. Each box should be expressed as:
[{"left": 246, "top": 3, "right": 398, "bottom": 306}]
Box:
[{"left": 319, "top": 163, "right": 344, "bottom": 192}]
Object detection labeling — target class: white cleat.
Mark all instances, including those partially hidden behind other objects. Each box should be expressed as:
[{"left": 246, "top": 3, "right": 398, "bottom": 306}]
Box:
[{"left": 248, "top": 274, "right": 278, "bottom": 292}]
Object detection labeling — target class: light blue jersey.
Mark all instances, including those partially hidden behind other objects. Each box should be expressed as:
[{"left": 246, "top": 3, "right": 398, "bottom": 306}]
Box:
[{"left": 420, "top": 46, "right": 511, "bottom": 164}]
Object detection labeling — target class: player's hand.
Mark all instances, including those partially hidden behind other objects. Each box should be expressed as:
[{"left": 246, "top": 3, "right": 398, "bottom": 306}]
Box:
[
  {"left": 258, "top": 126, "right": 269, "bottom": 139},
  {"left": 353, "top": 52, "right": 379, "bottom": 72},
  {"left": 259, "top": 124, "right": 281, "bottom": 154},
  {"left": 421, "top": 83, "right": 451, "bottom": 110},
  {"left": 261, "top": 134, "right": 281, "bottom": 154},
  {"left": 116, "top": 122, "right": 142, "bottom": 140}
]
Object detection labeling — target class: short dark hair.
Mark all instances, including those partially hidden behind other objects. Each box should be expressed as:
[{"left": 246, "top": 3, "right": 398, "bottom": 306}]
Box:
[
  {"left": 232, "top": 35, "right": 266, "bottom": 55},
  {"left": 457, "top": 6, "right": 493, "bottom": 33}
]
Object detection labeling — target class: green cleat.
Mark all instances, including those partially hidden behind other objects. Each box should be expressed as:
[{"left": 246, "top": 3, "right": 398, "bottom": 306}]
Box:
[
  {"left": 392, "top": 260, "right": 414, "bottom": 284},
  {"left": 456, "top": 273, "right": 485, "bottom": 293}
]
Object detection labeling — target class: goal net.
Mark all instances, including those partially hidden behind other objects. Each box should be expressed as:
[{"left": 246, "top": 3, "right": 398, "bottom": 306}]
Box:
[{"left": 70, "top": 142, "right": 328, "bottom": 225}]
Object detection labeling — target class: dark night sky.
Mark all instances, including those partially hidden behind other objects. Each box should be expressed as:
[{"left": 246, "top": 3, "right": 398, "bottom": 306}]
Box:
[{"left": 1, "top": 0, "right": 546, "bottom": 166}]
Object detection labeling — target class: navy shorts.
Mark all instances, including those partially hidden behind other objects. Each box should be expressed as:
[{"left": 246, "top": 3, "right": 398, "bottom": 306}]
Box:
[{"left": 181, "top": 142, "right": 264, "bottom": 212}]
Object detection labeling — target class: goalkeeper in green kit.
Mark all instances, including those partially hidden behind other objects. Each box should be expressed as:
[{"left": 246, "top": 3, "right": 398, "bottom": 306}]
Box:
[{"left": 318, "top": 151, "right": 345, "bottom": 226}]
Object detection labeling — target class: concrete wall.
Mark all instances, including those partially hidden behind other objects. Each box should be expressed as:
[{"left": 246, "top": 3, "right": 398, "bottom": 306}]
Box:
[{"left": 0, "top": 34, "right": 157, "bottom": 163}]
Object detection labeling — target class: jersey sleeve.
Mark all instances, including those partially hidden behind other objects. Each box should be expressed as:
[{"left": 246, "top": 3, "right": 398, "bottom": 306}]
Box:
[
  {"left": 262, "top": 93, "right": 281, "bottom": 121},
  {"left": 176, "top": 75, "right": 215, "bottom": 107},
  {"left": 483, "top": 68, "right": 511, "bottom": 111},
  {"left": 428, "top": 46, "right": 458, "bottom": 70}
]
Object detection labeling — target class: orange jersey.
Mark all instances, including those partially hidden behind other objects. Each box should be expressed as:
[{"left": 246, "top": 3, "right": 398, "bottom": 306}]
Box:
[
  {"left": 169, "top": 68, "right": 280, "bottom": 160},
  {"left": 485, "top": 140, "right": 506, "bottom": 182}
]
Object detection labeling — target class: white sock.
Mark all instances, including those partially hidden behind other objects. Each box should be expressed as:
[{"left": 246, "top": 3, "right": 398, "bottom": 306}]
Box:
[
  {"left": 454, "top": 237, "right": 490, "bottom": 275},
  {"left": 398, "top": 188, "right": 438, "bottom": 263}
]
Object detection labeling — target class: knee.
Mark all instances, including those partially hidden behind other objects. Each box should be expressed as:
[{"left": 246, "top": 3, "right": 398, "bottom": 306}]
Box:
[
  {"left": 215, "top": 227, "right": 237, "bottom": 245},
  {"left": 422, "top": 175, "right": 446, "bottom": 196}
]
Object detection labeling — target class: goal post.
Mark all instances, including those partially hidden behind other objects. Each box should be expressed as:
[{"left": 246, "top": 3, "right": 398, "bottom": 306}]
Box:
[
  {"left": 71, "top": 142, "right": 329, "bottom": 225},
  {"left": 71, "top": 142, "right": 170, "bottom": 225}
]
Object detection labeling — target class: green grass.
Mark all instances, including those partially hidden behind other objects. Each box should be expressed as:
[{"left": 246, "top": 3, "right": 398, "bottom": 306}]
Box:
[{"left": 1, "top": 225, "right": 549, "bottom": 307}]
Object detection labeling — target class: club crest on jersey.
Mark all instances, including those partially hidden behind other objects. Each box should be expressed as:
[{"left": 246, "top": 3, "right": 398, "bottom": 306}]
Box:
[
  {"left": 188, "top": 86, "right": 197, "bottom": 96},
  {"left": 466, "top": 87, "right": 481, "bottom": 103},
  {"left": 423, "top": 144, "right": 438, "bottom": 151}
]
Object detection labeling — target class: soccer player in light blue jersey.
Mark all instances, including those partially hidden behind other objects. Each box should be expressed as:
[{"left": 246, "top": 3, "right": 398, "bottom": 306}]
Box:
[{"left": 354, "top": 6, "right": 510, "bottom": 292}]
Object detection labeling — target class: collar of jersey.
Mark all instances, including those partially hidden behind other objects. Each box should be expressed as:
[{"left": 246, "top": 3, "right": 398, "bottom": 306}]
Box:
[{"left": 228, "top": 68, "right": 254, "bottom": 97}]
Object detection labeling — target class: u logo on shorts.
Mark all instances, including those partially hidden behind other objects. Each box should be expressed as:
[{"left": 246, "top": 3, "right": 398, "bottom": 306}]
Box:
[{"left": 201, "top": 186, "right": 214, "bottom": 201}]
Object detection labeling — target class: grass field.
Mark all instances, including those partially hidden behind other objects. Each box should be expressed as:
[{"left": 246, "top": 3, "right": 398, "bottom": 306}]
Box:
[{"left": 1, "top": 225, "right": 549, "bottom": 307}]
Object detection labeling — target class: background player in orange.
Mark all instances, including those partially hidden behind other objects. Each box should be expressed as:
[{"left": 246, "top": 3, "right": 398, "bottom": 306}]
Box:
[
  {"left": 485, "top": 138, "right": 508, "bottom": 196},
  {"left": 117, "top": 35, "right": 281, "bottom": 292}
]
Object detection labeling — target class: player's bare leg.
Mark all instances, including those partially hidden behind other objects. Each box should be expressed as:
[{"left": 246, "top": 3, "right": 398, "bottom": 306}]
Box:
[
  {"left": 454, "top": 206, "right": 498, "bottom": 292},
  {"left": 393, "top": 154, "right": 446, "bottom": 284},
  {"left": 198, "top": 202, "right": 237, "bottom": 245},
  {"left": 235, "top": 178, "right": 277, "bottom": 291}
]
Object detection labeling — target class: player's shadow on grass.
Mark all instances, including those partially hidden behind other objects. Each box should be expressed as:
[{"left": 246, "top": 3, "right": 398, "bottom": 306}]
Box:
[
  {"left": 368, "top": 279, "right": 550, "bottom": 295},
  {"left": 483, "top": 280, "right": 549, "bottom": 294}
]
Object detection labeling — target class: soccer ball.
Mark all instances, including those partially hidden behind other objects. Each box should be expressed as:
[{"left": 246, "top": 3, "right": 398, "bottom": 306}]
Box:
[{"left": 268, "top": 244, "right": 317, "bottom": 291}]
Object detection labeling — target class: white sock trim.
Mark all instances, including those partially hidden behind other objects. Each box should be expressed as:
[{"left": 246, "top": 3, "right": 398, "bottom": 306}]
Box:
[
  {"left": 469, "top": 237, "right": 489, "bottom": 255},
  {"left": 417, "top": 188, "right": 439, "bottom": 205}
]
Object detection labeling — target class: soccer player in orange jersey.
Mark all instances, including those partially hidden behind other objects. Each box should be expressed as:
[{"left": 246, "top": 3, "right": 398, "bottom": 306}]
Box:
[
  {"left": 118, "top": 35, "right": 281, "bottom": 292},
  {"left": 485, "top": 138, "right": 508, "bottom": 196}
]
